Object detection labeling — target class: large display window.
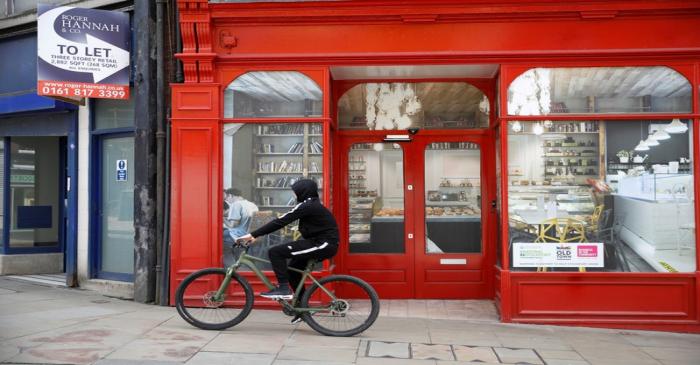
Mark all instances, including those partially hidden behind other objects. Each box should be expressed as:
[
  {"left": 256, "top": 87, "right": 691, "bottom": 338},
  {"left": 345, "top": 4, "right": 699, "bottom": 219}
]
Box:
[{"left": 507, "top": 120, "right": 695, "bottom": 273}]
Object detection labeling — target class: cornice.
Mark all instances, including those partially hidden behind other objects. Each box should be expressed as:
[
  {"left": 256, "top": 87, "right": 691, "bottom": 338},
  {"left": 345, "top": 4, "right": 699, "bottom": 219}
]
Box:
[{"left": 207, "top": 0, "right": 700, "bottom": 25}]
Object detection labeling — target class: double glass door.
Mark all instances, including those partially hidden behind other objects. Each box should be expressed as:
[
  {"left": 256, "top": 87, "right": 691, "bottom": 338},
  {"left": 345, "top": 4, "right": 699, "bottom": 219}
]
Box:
[{"left": 341, "top": 134, "right": 494, "bottom": 299}]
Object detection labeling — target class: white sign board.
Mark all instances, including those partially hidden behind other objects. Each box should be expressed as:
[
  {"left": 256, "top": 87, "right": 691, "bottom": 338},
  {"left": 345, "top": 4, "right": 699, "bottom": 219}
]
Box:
[
  {"left": 116, "top": 159, "right": 127, "bottom": 182},
  {"left": 513, "top": 242, "right": 604, "bottom": 268}
]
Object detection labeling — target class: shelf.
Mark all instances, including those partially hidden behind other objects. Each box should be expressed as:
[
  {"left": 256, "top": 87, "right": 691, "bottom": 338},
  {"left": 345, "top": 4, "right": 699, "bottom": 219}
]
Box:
[
  {"left": 257, "top": 134, "right": 322, "bottom": 137},
  {"left": 543, "top": 145, "right": 598, "bottom": 148},
  {"left": 256, "top": 171, "right": 322, "bottom": 174},
  {"left": 256, "top": 153, "right": 322, "bottom": 156},
  {"left": 426, "top": 201, "right": 471, "bottom": 206},
  {"left": 517, "top": 132, "right": 599, "bottom": 135},
  {"left": 259, "top": 205, "right": 297, "bottom": 208}
]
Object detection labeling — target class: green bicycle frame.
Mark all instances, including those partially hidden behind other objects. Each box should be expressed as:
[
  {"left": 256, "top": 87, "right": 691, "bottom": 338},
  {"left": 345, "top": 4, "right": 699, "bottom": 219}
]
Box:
[{"left": 214, "top": 249, "right": 337, "bottom": 313}]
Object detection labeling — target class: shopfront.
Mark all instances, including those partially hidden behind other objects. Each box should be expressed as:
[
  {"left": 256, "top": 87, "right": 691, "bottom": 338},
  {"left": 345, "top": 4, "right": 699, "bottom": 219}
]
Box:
[{"left": 171, "top": 0, "right": 700, "bottom": 331}]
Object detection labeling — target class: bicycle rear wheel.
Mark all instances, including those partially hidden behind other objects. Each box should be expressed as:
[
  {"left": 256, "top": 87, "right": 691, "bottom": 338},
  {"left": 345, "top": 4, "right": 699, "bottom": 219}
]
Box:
[
  {"left": 300, "top": 275, "right": 379, "bottom": 337},
  {"left": 175, "top": 268, "right": 254, "bottom": 330}
]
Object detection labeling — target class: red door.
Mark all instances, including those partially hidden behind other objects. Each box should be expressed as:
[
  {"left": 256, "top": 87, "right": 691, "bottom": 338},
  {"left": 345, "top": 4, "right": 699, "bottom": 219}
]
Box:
[{"left": 337, "top": 132, "right": 495, "bottom": 299}]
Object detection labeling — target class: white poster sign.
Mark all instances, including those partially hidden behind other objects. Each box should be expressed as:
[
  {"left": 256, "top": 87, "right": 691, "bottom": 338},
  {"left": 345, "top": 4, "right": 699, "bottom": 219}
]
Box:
[{"left": 513, "top": 242, "right": 604, "bottom": 268}]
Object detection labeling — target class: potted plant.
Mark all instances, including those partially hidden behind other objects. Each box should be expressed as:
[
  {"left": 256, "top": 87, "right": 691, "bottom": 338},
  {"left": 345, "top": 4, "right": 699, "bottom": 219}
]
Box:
[{"left": 616, "top": 150, "right": 630, "bottom": 163}]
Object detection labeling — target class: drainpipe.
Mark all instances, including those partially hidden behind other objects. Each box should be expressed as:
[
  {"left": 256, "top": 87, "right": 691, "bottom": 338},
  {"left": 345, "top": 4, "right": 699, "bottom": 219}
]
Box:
[
  {"left": 154, "top": 0, "right": 166, "bottom": 305},
  {"left": 133, "top": 0, "right": 157, "bottom": 304}
]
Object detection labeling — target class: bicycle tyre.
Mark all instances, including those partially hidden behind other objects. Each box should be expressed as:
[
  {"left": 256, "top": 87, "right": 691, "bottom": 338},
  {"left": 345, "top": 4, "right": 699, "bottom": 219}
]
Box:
[
  {"left": 300, "top": 275, "right": 379, "bottom": 337},
  {"left": 175, "top": 268, "right": 254, "bottom": 330}
]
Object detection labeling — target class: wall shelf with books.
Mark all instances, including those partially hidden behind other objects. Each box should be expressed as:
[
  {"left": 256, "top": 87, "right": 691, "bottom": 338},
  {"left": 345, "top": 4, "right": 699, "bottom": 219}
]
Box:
[{"left": 253, "top": 123, "right": 324, "bottom": 216}]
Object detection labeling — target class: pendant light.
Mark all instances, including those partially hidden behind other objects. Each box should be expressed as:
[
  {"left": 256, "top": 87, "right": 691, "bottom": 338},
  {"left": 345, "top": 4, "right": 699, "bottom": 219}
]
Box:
[
  {"left": 650, "top": 128, "right": 670, "bottom": 140},
  {"left": 665, "top": 118, "right": 688, "bottom": 134},
  {"left": 644, "top": 137, "right": 659, "bottom": 147},
  {"left": 634, "top": 122, "right": 649, "bottom": 151},
  {"left": 511, "top": 121, "right": 522, "bottom": 133}
]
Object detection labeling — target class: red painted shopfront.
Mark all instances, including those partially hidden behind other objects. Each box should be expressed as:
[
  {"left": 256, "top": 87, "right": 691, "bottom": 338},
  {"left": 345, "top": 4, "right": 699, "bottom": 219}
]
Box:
[{"left": 171, "top": 0, "right": 700, "bottom": 332}]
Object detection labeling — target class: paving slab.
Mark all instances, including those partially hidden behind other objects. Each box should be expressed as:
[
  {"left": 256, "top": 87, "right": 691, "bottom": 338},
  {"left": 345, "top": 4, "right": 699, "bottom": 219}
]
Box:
[
  {"left": 536, "top": 349, "right": 584, "bottom": 360},
  {"left": 276, "top": 345, "right": 358, "bottom": 362},
  {"left": 493, "top": 347, "right": 544, "bottom": 364},
  {"left": 356, "top": 358, "right": 436, "bottom": 365},
  {"left": 452, "top": 345, "right": 499, "bottom": 363},
  {"left": 544, "top": 360, "right": 590, "bottom": 365},
  {"left": 410, "top": 343, "right": 454, "bottom": 361},
  {"left": 203, "top": 333, "right": 287, "bottom": 354},
  {"left": 185, "top": 351, "right": 275, "bottom": 365},
  {"left": 367, "top": 341, "right": 410, "bottom": 359}
]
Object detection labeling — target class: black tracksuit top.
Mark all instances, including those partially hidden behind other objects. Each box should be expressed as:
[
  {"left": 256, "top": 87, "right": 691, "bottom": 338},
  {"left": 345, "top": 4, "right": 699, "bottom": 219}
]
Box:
[{"left": 250, "top": 179, "right": 339, "bottom": 244}]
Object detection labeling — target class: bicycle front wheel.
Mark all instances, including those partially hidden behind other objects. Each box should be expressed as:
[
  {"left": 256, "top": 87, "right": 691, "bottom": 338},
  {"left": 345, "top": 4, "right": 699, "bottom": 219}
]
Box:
[
  {"left": 300, "top": 275, "right": 379, "bottom": 337},
  {"left": 175, "top": 268, "right": 254, "bottom": 330}
]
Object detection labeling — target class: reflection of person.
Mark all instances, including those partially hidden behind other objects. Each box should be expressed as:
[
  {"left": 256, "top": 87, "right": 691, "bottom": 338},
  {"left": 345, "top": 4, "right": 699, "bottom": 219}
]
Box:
[
  {"left": 238, "top": 180, "right": 338, "bottom": 318},
  {"left": 223, "top": 188, "right": 258, "bottom": 241}
]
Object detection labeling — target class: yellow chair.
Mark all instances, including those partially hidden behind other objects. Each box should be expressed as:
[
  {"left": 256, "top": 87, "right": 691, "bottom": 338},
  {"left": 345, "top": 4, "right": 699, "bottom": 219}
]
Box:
[{"left": 535, "top": 218, "right": 588, "bottom": 272}]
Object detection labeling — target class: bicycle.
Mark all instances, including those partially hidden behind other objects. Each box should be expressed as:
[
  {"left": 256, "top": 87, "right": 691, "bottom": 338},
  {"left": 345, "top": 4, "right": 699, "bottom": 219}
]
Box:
[{"left": 175, "top": 241, "right": 380, "bottom": 337}]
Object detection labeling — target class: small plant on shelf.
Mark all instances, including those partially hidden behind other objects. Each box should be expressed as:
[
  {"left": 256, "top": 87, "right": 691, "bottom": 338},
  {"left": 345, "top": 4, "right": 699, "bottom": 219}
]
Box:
[{"left": 616, "top": 150, "right": 631, "bottom": 163}]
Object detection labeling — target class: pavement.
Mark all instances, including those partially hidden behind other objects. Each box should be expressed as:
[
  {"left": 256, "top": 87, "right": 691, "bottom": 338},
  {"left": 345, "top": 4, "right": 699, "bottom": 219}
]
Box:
[{"left": 1, "top": 277, "right": 700, "bottom": 365}]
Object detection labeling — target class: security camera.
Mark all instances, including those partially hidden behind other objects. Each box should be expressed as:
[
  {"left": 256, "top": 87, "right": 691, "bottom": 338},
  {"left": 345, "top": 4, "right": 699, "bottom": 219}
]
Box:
[{"left": 408, "top": 128, "right": 419, "bottom": 135}]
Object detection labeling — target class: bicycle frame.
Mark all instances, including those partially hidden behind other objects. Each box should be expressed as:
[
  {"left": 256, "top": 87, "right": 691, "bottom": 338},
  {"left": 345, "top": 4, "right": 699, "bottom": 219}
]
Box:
[{"left": 215, "top": 247, "right": 337, "bottom": 314}]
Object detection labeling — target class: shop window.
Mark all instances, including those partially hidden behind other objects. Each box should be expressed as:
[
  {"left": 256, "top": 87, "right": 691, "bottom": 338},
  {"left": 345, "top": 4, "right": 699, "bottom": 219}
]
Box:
[
  {"left": 507, "top": 67, "right": 691, "bottom": 115},
  {"left": 507, "top": 120, "right": 695, "bottom": 273},
  {"left": 9, "top": 137, "right": 60, "bottom": 249},
  {"left": 348, "top": 143, "right": 404, "bottom": 253},
  {"left": 222, "top": 122, "right": 323, "bottom": 267},
  {"left": 224, "top": 71, "right": 323, "bottom": 118},
  {"left": 338, "top": 82, "right": 489, "bottom": 130}
]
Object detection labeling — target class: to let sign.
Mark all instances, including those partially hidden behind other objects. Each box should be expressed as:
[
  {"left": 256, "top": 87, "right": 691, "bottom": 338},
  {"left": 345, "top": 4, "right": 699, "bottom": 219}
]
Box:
[{"left": 37, "top": 5, "right": 130, "bottom": 100}]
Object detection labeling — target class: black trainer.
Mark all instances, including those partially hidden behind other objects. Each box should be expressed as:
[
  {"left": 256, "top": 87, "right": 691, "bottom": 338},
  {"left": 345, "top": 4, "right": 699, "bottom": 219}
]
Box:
[{"left": 260, "top": 285, "right": 293, "bottom": 300}]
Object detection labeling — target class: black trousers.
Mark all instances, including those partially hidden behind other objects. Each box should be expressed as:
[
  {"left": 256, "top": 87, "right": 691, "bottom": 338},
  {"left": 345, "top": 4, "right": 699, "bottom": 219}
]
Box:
[{"left": 268, "top": 239, "right": 338, "bottom": 291}]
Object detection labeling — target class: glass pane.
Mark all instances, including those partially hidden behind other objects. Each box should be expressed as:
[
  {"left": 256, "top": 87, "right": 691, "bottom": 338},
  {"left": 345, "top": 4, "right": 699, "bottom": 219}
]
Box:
[
  {"left": 222, "top": 123, "right": 324, "bottom": 268},
  {"left": 348, "top": 143, "right": 404, "bottom": 253},
  {"left": 9, "top": 137, "right": 59, "bottom": 248},
  {"left": 425, "top": 143, "right": 481, "bottom": 253},
  {"left": 224, "top": 71, "right": 322, "bottom": 118},
  {"left": 0, "top": 140, "right": 4, "bottom": 236},
  {"left": 94, "top": 91, "right": 135, "bottom": 129},
  {"left": 100, "top": 137, "right": 135, "bottom": 275},
  {"left": 507, "top": 67, "right": 691, "bottom": 115},
  {"left": 338, "top": 82, "right": 489, "bottom": 130},
  {"left": 507, "top": 120, "right": 695, "bottom": 273}
]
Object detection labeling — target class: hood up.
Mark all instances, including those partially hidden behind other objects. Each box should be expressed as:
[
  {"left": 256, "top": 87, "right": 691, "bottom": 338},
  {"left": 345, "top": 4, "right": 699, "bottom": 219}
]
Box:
[{"left": 291, "top": 179, "right": 319, "bottom": 203}]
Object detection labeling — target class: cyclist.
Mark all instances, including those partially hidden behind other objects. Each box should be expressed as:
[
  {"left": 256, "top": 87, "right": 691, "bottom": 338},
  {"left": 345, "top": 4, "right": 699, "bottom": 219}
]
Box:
[{"left": 237, "top": 179, "right": 339, "bottom": 309}]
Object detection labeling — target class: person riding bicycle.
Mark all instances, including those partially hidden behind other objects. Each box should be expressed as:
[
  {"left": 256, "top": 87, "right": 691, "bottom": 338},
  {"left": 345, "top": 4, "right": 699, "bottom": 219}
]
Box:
[{"left": 237, "top": 179, "right": 339, "bottom": 305}]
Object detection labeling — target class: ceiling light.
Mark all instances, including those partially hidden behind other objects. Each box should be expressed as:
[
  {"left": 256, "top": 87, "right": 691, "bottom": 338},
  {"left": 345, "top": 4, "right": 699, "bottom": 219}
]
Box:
[
  {"left": 511, "top": 121, "right": 522, "bottom": 133},
  {"left": 372, "top": 143, "right": 384, "bottom": 152},
  {"left": 634, "top": 140, "right": 649, "bottom": 151},
  {"left": 665, "top": 118, "right": 688, "bottom": 134},
  {"left": 644, "top": 137, "right": 659, "bottom": 147},
  {"left": 650, "top": 129, "right": 670, "bottom": 140}
]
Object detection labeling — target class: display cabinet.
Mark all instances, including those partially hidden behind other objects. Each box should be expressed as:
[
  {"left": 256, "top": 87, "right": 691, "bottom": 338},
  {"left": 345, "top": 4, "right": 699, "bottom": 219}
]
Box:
[
  {"left": 617, "top": 173, "right": 693, "bottom": 202},
  {"left": 508, "top": 185, "right": 596, "bottom": 215}
]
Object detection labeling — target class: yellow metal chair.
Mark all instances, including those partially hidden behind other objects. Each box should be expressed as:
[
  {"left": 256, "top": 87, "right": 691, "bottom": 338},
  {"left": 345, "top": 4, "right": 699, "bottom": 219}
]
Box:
[{"left": 535, "top": 217, "right": 587, "bottom": 272}]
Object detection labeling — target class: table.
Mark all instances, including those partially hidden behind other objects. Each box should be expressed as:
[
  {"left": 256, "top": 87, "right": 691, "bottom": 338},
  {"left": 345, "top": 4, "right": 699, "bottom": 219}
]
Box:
[{"left": 514, "top": 209, "right": 570, "bottom": 226}]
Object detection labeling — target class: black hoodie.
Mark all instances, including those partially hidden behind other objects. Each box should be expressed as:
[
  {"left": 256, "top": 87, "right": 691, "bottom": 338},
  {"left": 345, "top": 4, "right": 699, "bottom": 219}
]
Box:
[{"left": 250, "top": 179, "right": 339, "bottom": 244}]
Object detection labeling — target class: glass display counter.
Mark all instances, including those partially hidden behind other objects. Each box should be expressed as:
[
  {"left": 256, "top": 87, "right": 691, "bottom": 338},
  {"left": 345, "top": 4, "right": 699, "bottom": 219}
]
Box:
[{"left": 616, "top": 173, "right": 693, "bottom": 202}]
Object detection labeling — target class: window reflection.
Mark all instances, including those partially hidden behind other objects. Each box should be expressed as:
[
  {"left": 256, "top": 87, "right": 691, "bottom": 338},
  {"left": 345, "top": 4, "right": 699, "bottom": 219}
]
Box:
[
  {"left": 339, "top": 82, "right": 489, "bottom": 130},
  {"left": 224, "top": 71, "right": 322, "bottom": 118},
  {"left": 507, "top": 67, "right": 691, "bottom": 115},
  {"left": 348, "top": 143, "right": 404, "bottom": 253}
]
